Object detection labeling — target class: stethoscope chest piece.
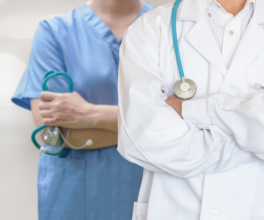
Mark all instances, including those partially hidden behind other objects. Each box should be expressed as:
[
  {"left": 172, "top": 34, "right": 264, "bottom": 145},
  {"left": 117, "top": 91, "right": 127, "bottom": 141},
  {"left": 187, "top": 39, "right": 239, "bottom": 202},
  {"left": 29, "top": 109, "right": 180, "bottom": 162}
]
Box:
[
  {"left": 43, "top": 127, "right": 59, "bottom": 146},
  {"left": 173, "top": 78, "right": 197, "bottom": 99}
]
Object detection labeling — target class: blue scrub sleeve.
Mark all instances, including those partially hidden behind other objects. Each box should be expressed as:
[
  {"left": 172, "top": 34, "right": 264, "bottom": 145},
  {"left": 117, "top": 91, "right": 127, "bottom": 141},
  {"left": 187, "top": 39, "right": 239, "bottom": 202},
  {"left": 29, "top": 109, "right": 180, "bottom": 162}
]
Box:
[{"left": 11, "top": 20, "right": 66, "bottom": 110}]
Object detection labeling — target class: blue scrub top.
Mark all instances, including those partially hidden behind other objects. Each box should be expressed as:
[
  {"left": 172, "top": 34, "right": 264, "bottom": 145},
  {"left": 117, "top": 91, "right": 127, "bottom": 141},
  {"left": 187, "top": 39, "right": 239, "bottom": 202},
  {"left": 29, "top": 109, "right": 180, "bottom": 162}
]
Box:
[{"left": 12, "top": 3, "right": 154, "bottom": 220}]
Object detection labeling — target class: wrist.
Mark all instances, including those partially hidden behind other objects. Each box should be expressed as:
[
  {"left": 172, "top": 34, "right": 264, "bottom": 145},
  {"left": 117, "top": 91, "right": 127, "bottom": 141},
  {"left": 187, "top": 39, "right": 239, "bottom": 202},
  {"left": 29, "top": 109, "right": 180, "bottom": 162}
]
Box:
[
  {"left": 182, "top": 99, "right": 210, "bottom": 125},
  {"left": 83, "top": 103, "right": 99, "bottom": 128},
  {"left": 84, "top": 104, "right": 118, "bottom": 131}
]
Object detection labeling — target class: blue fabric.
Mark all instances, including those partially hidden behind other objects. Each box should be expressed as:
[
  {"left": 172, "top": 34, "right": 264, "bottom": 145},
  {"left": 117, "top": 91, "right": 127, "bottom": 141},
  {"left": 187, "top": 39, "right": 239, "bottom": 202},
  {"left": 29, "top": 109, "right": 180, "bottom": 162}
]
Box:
[{"left": 12, "top": 3, "right": 154, "bottom": 220}]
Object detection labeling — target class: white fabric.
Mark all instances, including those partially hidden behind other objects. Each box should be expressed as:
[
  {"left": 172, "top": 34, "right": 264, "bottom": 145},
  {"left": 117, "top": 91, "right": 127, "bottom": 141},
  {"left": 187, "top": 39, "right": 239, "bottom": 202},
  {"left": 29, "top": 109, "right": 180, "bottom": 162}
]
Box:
[
  {"left": 132, "top": 202, "right": 148, "bottom": 220},
  {"left": 205, "top": 0, "right": 255, "bottom": 68},
  {"left": 118, "top": 0, "right": 264, "bottom": 219}
]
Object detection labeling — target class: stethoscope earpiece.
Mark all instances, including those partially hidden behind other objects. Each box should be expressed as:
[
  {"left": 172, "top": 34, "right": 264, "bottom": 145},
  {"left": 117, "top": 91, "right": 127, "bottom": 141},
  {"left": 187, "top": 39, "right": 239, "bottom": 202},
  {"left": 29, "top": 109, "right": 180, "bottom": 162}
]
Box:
[{"left": 85, "top": 140, "right": 93, "bottom": 147}]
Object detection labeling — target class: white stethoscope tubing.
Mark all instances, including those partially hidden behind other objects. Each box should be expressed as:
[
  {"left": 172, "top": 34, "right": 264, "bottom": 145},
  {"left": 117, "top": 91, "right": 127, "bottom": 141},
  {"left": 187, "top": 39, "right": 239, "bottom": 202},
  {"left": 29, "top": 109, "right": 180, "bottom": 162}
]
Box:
[{"left": 58, "top": 129, "right": 93, "bottom": 150}]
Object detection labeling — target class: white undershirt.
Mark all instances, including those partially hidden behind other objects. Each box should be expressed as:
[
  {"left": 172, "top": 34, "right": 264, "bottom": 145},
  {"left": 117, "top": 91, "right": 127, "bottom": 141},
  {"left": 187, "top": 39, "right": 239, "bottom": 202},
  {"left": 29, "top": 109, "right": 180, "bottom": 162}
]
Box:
[{"left": 204, "top": 0, "right": 255, "bottom": 68}]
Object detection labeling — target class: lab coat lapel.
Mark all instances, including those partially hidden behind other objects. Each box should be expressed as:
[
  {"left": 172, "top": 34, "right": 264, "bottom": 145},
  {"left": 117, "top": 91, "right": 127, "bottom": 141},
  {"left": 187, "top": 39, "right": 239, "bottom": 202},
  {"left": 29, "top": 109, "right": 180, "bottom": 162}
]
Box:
[
  {"left": 184, "top": 11, "right": 227, "bottom": 76},
  {"left": 220, "top": 1, "right": 264, "bottom": 92}
]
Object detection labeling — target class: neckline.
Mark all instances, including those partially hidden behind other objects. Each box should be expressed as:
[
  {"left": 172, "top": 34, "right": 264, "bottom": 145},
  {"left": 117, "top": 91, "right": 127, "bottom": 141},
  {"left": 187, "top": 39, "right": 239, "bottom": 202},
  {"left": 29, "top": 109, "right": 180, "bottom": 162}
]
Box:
[{"left": 81, "top": 3, "right": 150, "bottom": 49}]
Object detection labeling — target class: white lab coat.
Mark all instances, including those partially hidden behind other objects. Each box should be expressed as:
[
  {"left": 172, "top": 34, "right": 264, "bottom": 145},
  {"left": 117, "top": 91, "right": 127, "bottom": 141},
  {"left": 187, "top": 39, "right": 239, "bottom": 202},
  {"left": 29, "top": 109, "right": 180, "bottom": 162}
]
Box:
[{"left": 118, "top": 0, "right": 264, "bottom": 219}]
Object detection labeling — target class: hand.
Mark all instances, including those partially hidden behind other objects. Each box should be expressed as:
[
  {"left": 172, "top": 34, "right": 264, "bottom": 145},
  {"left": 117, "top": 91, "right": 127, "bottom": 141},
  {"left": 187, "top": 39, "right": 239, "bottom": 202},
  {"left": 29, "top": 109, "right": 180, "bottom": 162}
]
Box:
[
  {"left": 165, "top": 95, "right": 186, "bottom": 118},
  {"left": 39, "top": 92, "right": 96, "bottom": 129}
]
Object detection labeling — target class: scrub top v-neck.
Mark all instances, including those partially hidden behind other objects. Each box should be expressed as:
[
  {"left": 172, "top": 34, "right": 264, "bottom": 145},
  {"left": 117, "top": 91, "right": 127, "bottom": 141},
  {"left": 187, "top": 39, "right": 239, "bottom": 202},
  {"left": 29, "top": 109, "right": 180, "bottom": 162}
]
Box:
[{"left": 12, "top": 3, "right": 155, "bottom": 220}]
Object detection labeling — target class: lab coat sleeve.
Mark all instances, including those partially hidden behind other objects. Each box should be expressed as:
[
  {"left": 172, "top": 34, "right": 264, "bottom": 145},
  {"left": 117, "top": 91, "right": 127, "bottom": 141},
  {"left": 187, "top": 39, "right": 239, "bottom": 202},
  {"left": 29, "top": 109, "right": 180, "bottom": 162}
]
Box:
[
  {"left": 117, "top": 18, "right": 254, "bottom": 178},
  {"left": 182, "top": 93, "right": 264, "bottom": 159}
]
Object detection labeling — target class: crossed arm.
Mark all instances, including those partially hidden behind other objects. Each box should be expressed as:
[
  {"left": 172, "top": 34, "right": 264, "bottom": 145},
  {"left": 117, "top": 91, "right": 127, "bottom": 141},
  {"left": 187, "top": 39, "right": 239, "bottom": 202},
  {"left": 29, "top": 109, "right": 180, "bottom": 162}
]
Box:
[
  {"left": 117, "top": 21, "right": 264, "bottom": 178},
  {"left": 31, "top": 91, "right": 118, "bottom": 150},
  {"left": 30, "top": 90, "right": 183, "bottom": 151}
]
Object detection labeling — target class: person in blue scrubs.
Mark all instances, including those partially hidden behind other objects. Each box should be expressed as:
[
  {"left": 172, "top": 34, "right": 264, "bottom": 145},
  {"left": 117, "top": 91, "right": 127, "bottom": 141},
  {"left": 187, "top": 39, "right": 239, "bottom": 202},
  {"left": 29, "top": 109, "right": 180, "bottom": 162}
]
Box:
[{"left": 11, "top": 0, "right": 154, "bottom": 219}]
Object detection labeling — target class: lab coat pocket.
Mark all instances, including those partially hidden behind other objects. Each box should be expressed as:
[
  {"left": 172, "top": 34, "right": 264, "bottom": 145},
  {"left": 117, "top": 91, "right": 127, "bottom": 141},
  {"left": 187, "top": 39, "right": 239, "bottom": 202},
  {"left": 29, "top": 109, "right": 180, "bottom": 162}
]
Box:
[
  {"left": 38, "top": 153, "right": 85, "bottom": 220},
  {"left": 132, "top": 202, "right": 148, "bottom": 220}
]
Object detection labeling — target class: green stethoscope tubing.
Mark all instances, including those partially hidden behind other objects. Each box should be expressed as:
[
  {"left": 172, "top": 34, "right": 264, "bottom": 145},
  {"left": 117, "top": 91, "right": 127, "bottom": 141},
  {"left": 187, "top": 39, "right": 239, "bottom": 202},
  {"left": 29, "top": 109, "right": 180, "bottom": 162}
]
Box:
[
  {"left": 172, "top": 0, "right": 184, "bottom": 80},
  {"left": 31, "top": 71, "right": 73, "bottom": 156},
  {"left": 42, "top": 71, "right": 73, "bottom": 92},
  {"left": 31, "top": 125, "right": 65, "bottom": 156}
]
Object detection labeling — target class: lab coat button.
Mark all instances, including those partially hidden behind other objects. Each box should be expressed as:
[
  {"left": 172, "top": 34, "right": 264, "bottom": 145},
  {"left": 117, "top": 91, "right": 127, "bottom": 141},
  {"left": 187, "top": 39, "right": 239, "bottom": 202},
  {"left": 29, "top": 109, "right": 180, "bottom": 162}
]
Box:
[
  {"left": 210, "top": 210, "right": 219, "bottom": 218},
  {"left": 229, "top": 30, "right": 234, "bottom": 36},
  {"left": 208, "top": 13, "right": 212, "bottom": 17}
]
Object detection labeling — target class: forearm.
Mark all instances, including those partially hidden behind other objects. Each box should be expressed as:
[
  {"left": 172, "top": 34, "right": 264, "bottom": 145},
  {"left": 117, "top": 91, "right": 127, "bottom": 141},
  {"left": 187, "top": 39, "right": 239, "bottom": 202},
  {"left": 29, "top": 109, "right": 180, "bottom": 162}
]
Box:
[
  {"left": 85, "top": 105, "right": 118, "bottom": 132},
  {"left": 31, "top": 98, "right": 118, "bottom": 149},
  {"left": 39, "top": 92, "right": 118, "bottom": 132},
  {"left": 118, "top": 105, "right": 249, "bottom": 177},
  {"left": 62, "top": 127, "right": 117, "bottom": 149},
  {"left": 182, "top": 92, "right": 264, "bottom": 153}
]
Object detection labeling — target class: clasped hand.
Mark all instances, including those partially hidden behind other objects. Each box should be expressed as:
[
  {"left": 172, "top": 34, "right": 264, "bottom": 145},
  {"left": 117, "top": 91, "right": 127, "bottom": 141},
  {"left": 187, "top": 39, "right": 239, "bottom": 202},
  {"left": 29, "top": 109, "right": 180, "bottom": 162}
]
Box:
[{"left": 39, "top": 92, "right": 95, "bottom": 129}]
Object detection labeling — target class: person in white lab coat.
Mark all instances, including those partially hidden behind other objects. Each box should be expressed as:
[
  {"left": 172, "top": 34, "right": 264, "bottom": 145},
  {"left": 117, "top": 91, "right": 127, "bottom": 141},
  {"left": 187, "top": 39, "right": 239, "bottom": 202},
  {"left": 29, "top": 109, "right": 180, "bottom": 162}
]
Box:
[{"left": 118, "top": 0, "right": 264, "bottom": 219}]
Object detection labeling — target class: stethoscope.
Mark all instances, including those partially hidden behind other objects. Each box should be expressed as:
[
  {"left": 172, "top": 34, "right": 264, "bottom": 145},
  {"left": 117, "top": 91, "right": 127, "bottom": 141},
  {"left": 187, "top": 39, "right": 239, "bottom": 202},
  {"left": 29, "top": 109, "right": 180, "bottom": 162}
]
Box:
[
  {"left": 31, "top": 70, "right": 93, "bottom": 156},
  {"left": 172, "top": 0, "right": 264, "bottom": 97},
  {"left": 172, "top": 0, "right": 197, "bottom": 99}
]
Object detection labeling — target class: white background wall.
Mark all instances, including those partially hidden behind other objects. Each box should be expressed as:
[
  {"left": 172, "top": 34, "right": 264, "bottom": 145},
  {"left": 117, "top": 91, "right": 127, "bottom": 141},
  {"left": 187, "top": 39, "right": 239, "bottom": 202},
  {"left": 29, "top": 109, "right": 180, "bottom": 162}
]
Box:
[{"left": 0, "top": 0, "right": 171, "bottom": 219}]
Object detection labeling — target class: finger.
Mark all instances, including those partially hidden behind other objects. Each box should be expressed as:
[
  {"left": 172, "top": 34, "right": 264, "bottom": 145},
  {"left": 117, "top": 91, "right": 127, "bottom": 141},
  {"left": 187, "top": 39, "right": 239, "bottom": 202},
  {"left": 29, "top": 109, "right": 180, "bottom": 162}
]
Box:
[
  {"left": 40, "top": 92, "right": 57, "bottom": 101},
  {"left": 40, "top": 110, "right": 54, "bottom": 119},
  {"left": 39, "top": 101, "right": 52, "bottom": 110},
  {"left": 43, "top": 118, "right": 57, "bottom": 126},
  {"left": 43, "top": 118, "right": 63, "bottom": 127}
]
